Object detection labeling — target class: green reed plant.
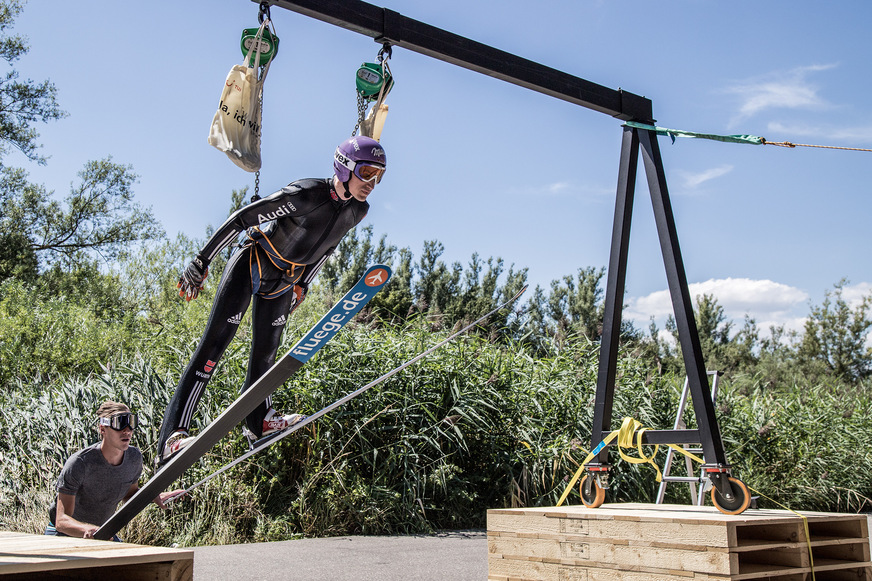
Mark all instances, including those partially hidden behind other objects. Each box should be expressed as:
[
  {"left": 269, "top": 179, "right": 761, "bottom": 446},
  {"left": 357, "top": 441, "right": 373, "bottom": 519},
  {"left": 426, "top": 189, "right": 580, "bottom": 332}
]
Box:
[
  {"left": 717, "top": 377, "right": 872, "bottom": 512},
  {"left": 2, "top": 311, "right": 871, "bottom": 546},
  {"left": 0, "top": 278, "right": 146, "bottom": 386}
]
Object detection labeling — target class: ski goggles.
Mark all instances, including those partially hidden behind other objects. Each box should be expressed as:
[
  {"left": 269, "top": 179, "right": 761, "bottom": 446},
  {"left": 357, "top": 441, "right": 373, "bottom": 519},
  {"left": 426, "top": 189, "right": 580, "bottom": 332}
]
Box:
[
  {"left": 353, "top": 162, "right": 386, "bottom": 184},
  {"left": 99, "top": 412, "right": 138, "bottom": 431},
  {"left": 335, "top": 148, "right": 386, "bottom": 184}
]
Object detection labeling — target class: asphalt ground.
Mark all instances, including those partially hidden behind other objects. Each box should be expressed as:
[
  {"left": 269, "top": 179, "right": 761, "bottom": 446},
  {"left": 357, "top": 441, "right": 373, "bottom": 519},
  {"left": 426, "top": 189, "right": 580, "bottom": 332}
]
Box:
[
  {"left": 191, "top": 515, "right": 872, "bottom": 580},
  {"left": 192, "top": 530, "right": 488, "bottom": 581}
]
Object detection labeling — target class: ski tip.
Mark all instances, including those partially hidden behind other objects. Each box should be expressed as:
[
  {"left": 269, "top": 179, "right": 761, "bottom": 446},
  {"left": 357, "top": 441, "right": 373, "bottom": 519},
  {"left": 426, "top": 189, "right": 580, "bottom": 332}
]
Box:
[
  {"left": 363, "top": 264, "right": 392, "bottom": 289},
  {"left": 288, "top": 264, "right": 393, "bottom": 364}
]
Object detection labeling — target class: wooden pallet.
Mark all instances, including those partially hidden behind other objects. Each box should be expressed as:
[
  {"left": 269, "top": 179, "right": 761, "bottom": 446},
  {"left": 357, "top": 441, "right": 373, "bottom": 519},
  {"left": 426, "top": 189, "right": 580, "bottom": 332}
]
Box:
[
  {"left": 487, "top": 503, "right": 871, "bottom": 581},
  {"left": 0, "top": 530, "right": 194, "bottom": 580}
]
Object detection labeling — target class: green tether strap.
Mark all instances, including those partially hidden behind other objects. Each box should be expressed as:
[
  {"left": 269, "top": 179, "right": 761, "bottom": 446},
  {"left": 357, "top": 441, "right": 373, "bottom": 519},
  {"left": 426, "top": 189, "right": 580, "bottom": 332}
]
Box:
[{"left": 624, "top": 121, "right": 765, "bottom": 145}]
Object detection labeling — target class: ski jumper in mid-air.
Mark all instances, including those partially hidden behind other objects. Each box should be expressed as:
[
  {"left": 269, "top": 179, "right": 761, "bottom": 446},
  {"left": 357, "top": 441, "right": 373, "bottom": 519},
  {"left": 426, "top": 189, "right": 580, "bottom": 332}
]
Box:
[{"left": 157, "top": 136, "right": 387, "bottom": 464}]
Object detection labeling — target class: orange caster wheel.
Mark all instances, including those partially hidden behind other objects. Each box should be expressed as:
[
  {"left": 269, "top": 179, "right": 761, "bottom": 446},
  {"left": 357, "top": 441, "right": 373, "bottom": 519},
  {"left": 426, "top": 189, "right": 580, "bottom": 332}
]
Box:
[
  {"left": 579, "top": 474, "right": 606, "bottom": 508},
  {"left": 711, "top": 476, "right": 751, "bottom": 515}
]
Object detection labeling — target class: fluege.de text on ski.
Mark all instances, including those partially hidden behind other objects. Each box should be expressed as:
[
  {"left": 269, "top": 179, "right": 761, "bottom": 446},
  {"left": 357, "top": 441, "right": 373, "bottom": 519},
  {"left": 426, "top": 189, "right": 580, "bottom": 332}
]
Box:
[{"left": 291, "top": 292, "right": 370, "bottom": 361}]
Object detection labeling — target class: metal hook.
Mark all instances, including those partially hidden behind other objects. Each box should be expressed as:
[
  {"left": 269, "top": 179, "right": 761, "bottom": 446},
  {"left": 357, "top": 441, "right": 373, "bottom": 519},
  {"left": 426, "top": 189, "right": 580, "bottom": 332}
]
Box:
[
  {"left": 377, "top": 42, "right": 392, "bottom": 63},
  {"left": 258, "top": 2, "right": 271, "bottom": 24}
]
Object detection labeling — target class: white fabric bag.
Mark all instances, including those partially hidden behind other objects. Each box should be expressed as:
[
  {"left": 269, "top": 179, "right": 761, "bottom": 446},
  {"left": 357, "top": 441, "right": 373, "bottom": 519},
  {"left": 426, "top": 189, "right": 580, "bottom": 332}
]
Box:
[{"left": 207, "top": 21, "right": 273, "bottom": 172}]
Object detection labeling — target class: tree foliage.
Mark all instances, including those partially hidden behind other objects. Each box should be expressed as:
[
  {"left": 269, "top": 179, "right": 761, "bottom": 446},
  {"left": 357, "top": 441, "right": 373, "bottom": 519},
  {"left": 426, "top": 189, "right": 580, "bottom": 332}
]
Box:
[
  {"left": 799, "top": 279, "right": 872, "bottom": 382},
  {"left": 651, "top": 285, "right": 872, "bottom": 387},
  {"left": 317, "top": 226, "right": 528, "bottom": 334},
  {"left": 0, "top": 2, "right": 163, "bottom": 284},
  {"left": 0, "top": 0, "right": 66, "bottom": 163},
  {"left": 0, "top": 160, "right": 163, "bottom": 275}
]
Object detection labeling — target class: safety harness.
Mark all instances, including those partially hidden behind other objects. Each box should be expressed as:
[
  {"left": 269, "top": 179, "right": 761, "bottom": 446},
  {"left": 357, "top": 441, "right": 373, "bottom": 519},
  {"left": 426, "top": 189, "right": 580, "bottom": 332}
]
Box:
[{"left": 244, "top": 226, "right": 305, "bottom": 299}]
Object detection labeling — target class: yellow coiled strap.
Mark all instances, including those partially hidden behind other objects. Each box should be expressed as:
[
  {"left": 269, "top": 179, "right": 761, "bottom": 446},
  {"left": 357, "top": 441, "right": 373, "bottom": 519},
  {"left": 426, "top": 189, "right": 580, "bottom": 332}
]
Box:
[{"left": 556, "top": 417, "right": 704, "bottom": 507}]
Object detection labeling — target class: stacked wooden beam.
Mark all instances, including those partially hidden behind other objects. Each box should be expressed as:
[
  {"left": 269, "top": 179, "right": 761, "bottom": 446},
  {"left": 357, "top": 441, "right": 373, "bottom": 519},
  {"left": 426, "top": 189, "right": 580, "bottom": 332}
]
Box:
[
  {"left": 487, "top": 503, "right": 871, "bottom": 581},
  {"left": 0, "top": 530, "right": 193, "bottom": 580}
]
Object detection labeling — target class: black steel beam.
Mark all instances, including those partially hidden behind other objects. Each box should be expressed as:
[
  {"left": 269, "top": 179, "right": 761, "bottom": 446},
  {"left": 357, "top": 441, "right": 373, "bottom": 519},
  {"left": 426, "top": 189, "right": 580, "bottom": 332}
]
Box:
[
  {"left": 590, "top": 126, "right": 639, "bottom": 462},
  {"left": 637, "top": 129, "right": 728, "bottom": 467},
  {"left": 635, "top": 430, "right": 701, "bottom": 445},
  {"left": 257, "top": 0, "right": 653, "bottom": 122}
]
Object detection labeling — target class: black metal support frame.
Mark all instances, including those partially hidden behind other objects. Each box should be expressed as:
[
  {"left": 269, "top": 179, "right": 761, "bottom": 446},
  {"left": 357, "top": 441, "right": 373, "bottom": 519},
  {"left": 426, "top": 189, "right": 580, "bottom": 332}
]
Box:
[
  {"left": 257, "top": 0, "right": 652, "bottom": 122},
  {"left": 256, "top": 0, "right": 732, "bottom": 477},
  {"left": 589, "top": 126, "right": 728, "bottom": 472}
]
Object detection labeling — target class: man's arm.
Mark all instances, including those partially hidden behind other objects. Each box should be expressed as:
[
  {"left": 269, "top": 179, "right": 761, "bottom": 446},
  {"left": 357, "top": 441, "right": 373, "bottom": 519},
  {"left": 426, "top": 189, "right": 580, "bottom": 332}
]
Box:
[
  {"left": 54, "top": 492, "right": 99, "bottom": 538},
  {"left": 123, "top": 482, "right": 139, "bottom": 502},
  {"left": 178, "top": 185, "right": 312, "bottom": 301},
  {"left": 124, "top": 482, "right": 186, "bottom": 509},
  {"left": 282, "top": 247, "right": 337, "bottom": 314},
  {"left": 199, "top": 185, "right": 308, "bottom": 263},
  {"left": 154, "top": 489, "right": 187, "bottom": 509}
]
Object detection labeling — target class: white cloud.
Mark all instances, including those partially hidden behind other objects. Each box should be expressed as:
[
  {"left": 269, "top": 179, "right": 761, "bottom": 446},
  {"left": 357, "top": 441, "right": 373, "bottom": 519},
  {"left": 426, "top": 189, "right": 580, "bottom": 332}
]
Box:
[
  {"left": 839, "top": 283, "right": 872, "bottom": 349},
  {"left": 625, "top": 277, "right": 810, "bottom": 335},
  {"left": 520, "top": 181, "right": 613, "bottom": 199},
  {"left": 766, "top": 121, "right": 872, "bottom": 145},
  {"left": 674, "top": 165, "right": 733, "bottom": 190},
  {"left": 828, "top": 126, "right": 872, "bottom": 143},
  {"left": 840, "top": 281, "right": 872, "bottom": 308},
  {"left": 520, "top": 181, "right": 572, "bottom": 197},
  {"left": 723, "top": 64, "right": 837, "bottom": 124}
]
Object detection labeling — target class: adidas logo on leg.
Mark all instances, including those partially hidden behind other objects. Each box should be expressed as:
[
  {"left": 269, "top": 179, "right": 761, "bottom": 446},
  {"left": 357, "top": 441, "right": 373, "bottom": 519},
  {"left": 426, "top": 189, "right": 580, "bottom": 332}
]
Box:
[
  {"left": 272, "top": 315, "right": 287, "bottom": 327},
  {"left": 227, "top": 312, "right": 243, "bottom": 325}
]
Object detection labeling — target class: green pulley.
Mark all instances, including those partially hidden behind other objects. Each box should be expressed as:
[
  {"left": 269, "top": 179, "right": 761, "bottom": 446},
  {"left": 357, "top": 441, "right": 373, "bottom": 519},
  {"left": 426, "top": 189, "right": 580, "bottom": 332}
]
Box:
[
  {"left": 241, "top": 26, "right": 280, "bottom": 66},
  {"left": 356, "top": 62, "right": 394, "bottom": 101}
]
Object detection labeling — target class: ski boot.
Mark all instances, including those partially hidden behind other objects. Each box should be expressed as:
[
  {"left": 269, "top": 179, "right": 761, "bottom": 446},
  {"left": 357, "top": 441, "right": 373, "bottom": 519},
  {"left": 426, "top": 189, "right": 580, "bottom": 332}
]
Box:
[
  {"left": 243, "top": 408, "right": 307, "bottom": 450},
  {"left": 158, "top": 430, "right": 196, "bottom": 467}
]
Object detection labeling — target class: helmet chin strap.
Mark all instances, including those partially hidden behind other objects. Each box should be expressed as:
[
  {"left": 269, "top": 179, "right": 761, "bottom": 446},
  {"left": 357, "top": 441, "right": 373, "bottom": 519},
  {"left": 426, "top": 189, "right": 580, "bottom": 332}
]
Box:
[
  {"left": 340, "top": 180, "right": 352, "bottom": 200},
  {"left": 333, "top": 175, "right": 353, "bottom": 200}
]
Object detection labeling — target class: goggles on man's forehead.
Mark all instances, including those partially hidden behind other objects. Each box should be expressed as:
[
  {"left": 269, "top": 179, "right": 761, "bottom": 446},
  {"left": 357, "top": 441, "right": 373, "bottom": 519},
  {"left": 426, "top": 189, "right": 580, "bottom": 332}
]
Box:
[{"left": 99, "top": 412, "right": 138, "bottom": 431}]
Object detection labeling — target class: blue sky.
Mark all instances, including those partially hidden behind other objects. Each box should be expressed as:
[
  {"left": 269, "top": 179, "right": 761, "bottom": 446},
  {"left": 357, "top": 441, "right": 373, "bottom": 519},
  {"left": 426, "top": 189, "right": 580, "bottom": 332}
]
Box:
[{"left": 11, "top": 1, "right": 872, "bottom": 339}]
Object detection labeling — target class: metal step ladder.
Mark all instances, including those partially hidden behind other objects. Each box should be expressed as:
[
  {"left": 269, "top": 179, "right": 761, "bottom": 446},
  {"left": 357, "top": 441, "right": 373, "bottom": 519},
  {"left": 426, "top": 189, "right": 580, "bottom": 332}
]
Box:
[{"left": 655, "top": 370, "right": 722, "bottom": 505}]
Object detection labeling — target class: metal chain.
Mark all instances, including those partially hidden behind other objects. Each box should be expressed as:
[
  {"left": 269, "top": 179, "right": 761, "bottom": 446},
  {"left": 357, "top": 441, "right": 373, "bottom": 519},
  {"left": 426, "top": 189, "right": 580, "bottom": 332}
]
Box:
[
  {"left": 252, "top": 64, "right": 266, "bottom": 202},
  {"left": 352, "top": 90, "right": 367, "bottom": 137}
]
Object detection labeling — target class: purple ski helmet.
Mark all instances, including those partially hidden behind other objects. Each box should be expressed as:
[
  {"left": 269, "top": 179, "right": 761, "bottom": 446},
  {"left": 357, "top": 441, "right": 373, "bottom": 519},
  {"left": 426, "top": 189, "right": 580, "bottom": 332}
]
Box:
[{"left": 334, "top": 136, "right": 387, "bottom": 183}]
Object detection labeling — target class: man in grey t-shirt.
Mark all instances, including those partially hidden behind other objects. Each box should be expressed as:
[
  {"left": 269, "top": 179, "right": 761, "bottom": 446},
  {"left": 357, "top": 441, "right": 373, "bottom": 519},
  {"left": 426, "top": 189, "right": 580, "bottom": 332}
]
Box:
[{"left": 46, "top": 401, "right": 185, "bottom": 540}]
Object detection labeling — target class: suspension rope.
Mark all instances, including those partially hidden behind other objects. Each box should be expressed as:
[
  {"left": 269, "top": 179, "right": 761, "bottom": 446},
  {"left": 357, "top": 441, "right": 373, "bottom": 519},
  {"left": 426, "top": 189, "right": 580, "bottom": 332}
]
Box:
[
  {"left": 760, "top": 139, "right": 872, "bottom": 152},
  {"left": 624, "top": 121, "right": 872, "bottom": 152}
]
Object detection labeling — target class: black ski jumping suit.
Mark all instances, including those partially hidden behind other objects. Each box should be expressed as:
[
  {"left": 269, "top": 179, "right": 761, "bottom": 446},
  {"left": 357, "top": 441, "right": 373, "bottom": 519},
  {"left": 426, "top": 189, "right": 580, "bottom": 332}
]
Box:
[{"left": 157, "top": 178, "right": 369, "bottom": 453}]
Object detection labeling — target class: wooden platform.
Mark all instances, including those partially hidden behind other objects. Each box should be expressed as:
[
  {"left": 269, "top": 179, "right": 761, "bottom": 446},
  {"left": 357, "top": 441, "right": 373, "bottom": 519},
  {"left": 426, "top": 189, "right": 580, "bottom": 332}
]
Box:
[
  {"left": 487, "top": 503, "right": 872, "bottom": 581},
  {"left": 0, "top": 530, "right": 193, "bottom": 580}
]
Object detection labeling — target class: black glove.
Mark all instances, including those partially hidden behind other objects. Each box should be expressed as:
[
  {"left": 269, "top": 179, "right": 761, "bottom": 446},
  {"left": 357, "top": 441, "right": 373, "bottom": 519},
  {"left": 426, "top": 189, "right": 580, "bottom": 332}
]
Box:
[{"left": 177, "top": 254, "right": 210, "bottom": 302}]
